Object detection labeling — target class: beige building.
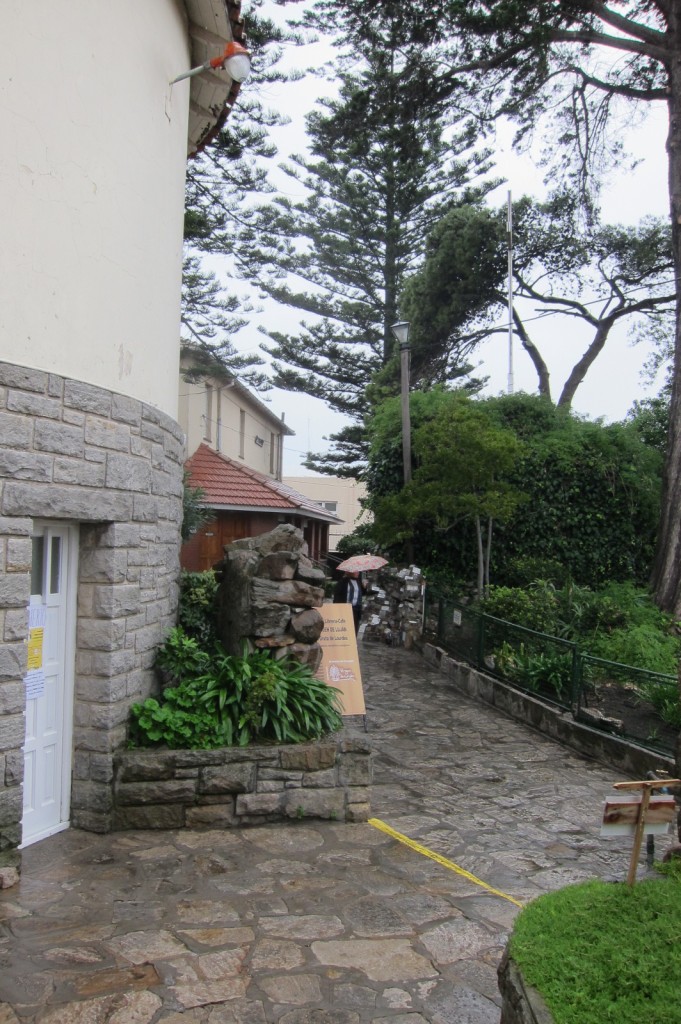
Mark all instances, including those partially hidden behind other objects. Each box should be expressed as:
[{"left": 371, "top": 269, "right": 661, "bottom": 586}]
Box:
[
  {"left": 283, "top": 476, "right": 370, "bottom": 551},
  {"left": 179, "top": 353, "right": 292, "bottom": 480},
  {"left": 179, "top": 358, "right": 342, "bottom": 566},
  {"left": 0, "top": 0, "right": 248, "bottom": 866}
]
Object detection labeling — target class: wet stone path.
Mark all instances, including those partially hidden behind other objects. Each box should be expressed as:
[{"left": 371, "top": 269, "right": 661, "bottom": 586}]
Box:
[{"left": 0, "top": 641, "right": 665, "bottom": 1024}]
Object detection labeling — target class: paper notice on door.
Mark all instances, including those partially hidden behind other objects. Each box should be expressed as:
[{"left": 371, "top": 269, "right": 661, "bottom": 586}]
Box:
[
  {"left": 25, "top": 604, "right": 47, "bottom": 698},
  {"left": 25, "top": 669, "right": 45, "bottom": 700}
]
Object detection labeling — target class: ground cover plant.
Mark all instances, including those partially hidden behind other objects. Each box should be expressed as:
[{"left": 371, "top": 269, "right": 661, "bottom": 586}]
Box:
[
  {"left": 129, "top": 573, "right": 343, "bottom": 749},
  {"left": 509, "top": 875, "right": 681, "bottom": 1024},
  {"left": 480, "top": 581, "right": 681, "bottom": 730}
]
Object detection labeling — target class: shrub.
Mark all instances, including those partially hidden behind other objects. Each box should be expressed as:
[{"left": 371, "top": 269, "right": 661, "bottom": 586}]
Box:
[
  {"left": 178, "top": 570, "right": 219, "bottom": 647},
  {"left": 637, "top": 678, "right": 681, "bottom": 729},
  {"left": 483, "top": 584, "right": 559, "bottom": 634},
  {"left": 588, "top": 623, "right": 681, "bottom": 676},
  {"left": 128, "top": 677, "right": 232, "bottom": 749},
  {"left": 494, "top": 641, "right": 573, "bottom": 699},
  {"left": 155, "top": 626, "right": 211, "bottom": 685},
  {"left": 131, "top": 629, "right": 343, "bottom": 749},
  {"left": 503, "top": 555, "right": 569, "bottom": 588},
  {"left": 198, "top": 647, "right": 344, "bottom": 746}
]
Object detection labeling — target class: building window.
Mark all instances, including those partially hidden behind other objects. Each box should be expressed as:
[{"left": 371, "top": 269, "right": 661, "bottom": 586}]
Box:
[
  {"left": 239, "top": 410, "right": 245, "bottom": 459},
  {"left": 270, "top": 432, "right": 276, "bottom": 475},
  {"left": 318, "top": 500, "right": 337, "bottom": 513}
]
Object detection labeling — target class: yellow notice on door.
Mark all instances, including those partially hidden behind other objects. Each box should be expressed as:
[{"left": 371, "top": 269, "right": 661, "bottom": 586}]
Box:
[
  {"left": 316, "top": 603, "right": 366, "bottom": 715},
  {"left": 27, "top": 628, "right": 44, "bottom": 669}
]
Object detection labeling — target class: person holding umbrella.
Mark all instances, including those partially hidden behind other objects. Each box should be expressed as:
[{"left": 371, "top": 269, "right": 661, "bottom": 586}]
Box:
[{"left": 332, "top": 554, "right": 388, "bottom": 634}]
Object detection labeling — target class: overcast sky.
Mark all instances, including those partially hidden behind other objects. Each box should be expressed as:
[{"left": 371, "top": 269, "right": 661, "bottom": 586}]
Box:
[{"left": 224, "top": 12, "right": 672, "bottom": 476}]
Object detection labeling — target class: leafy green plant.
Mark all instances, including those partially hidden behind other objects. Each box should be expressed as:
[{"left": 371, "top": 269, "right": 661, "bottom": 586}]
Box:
[
  {"left": 132, "top": 632, "right": 343, "bottom": 749},
  {"left": 178, "top": 570, "right": 219, "bottom": 647},
  {"left": 155, "top": 626, "right": 211, "bottom": 685},
  {"left": 494, "top": 641, "right": 573, "bottom": 699},
  {"left": 588, "top": 623, "right": 680, "bottom": 676},
  {"left": 198, "top": 649, "right": 343, "bottom": 746},
  {"left": 483, "top": 584, "right": 559, "bottom": 634},
  {"left": 637, "top": 678, "right": 681, "bottom": 729},
  {"left": 128, "top": 678, "right": 231, "bottom": 749}
]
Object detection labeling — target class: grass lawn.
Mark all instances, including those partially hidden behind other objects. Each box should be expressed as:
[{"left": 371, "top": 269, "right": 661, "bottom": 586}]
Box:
[{"left": 509, "top": 872, "right": 681, "bottom": 1024}]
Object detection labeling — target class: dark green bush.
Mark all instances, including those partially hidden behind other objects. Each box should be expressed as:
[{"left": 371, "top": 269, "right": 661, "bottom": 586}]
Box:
[
  {"left": 495, "top": 642, "right": 573, "bottom": 699},
  {"left": 483, "top": 584, "right": 559, "bottom": 634},
  {"left": 178, "top": 570, "right": 219, "bottom": 647},
  {"left": 587, "top": 624, "right": 680, "bottom": 675},
  {"left": 503, "top": 556, "right": 569, "bottom": 588},
  {"left": 130, "top": 628, "right": 343, "bottom": 749}
]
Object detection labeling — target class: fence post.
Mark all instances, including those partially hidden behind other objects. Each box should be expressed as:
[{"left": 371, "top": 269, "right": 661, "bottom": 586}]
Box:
[
  {"left": 437, "top": 599, "right": 445, "bottom": 645},
  {"left": 477, "top": 612, "right": 485, "bottom": 670},
  {"left": 570, "top": 645, "right": 581, "bottom": 711}
]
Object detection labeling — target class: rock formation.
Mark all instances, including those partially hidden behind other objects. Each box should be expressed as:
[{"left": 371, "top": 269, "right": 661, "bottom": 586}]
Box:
[{"left": 215, "top": 525, "right": 327, "bottom": 672}]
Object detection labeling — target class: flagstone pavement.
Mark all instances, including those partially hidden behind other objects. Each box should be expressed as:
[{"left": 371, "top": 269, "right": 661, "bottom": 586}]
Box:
[{"left": 1, "top": 640, "right": 670, "bottom": 1024}]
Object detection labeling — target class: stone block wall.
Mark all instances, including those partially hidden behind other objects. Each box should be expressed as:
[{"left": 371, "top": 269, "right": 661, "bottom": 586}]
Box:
[
  {"left": 113, "top": 731, "right": 372, "bottom": 828},
  {"left": 215, "top": 525, "right": 327, "bottom": 670},
  {"left": 0, "top": 360, "right": 184, "bottom": 865},
  {"left": 498, "top": 950, "right": 555, "bottom": 1024},
  {"left": 361, "top": 565, "right": 424, "bottom": 649}
]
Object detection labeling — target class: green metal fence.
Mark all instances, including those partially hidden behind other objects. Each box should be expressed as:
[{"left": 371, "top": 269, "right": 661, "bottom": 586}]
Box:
[{"left": 425, "top": 592, "right": 678, "bottom": 756}]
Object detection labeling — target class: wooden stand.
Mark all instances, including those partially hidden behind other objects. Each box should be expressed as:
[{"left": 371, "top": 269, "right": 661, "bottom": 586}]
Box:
[{"left": 612, "top": 779, "right": 681, "bottom": 886}]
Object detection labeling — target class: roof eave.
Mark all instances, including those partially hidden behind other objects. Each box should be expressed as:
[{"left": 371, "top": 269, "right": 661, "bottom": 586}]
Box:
[{"left": 181, "top": 0, "right": 247, "bottom": 157}]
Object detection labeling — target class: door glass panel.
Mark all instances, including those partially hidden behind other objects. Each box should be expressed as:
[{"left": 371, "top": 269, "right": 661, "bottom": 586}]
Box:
[
  {"left": 49, "top": 537, "right": 61, "bottom": 595},
  {"left": 31, "top": 536, "right": 45, "bottom": 597}
]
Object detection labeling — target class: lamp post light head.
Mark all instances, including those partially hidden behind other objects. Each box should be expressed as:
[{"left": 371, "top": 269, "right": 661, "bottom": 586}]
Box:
[
  {"left": 171, "top": 41, "right": 251, "bottom": 85},
  {"left": 391, "top": 321, "right": 410, "bottom": 348}
]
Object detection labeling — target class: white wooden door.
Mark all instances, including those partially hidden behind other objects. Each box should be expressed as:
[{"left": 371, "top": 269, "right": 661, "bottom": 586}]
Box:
[{"left": 22, "top": 523, "right": 78, "bottom": 847}]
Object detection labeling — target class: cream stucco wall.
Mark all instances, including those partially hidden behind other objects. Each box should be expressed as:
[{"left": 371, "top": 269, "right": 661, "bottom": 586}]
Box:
[
  {"left": 283, "top": 476, "right": 370, "bottom": 550},
  {"left": 0, "top": 0, "right": 191, "bottom": 417},
  {"left": 179, "top": 372, "right": 290, "bottom": 478}
]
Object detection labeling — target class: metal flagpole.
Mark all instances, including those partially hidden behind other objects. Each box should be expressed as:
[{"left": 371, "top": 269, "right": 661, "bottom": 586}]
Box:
[{"left": 507, "top": 191, "right": 514, "bottom": 394}]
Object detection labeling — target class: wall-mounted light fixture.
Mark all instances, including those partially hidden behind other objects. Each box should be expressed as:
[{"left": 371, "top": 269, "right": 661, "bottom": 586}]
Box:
[
  {"left": 254, "top": 435, "right": 265, "bottom": 447},
  {"left": 171, "top": 41, "right": 251, "bottom": 86}
]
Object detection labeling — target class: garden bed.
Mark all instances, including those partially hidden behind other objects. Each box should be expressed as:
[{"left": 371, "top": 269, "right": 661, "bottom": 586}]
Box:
[
  {"left": 586, "top": 679, "right": 678, "bottom": 754},
  {"left": 112, "top": 728, "right": 372, "bottom": 830}
]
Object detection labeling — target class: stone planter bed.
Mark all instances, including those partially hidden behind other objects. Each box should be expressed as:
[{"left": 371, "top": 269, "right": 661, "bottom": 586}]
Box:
[
  {"left": 112, "top": 727, "right": 371, "bottom": 830},
  {"left": 498, "top": 950, "right": 555, "bottom": 1024}
]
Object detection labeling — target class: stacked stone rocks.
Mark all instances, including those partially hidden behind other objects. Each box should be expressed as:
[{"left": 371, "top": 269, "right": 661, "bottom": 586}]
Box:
[
  {"left": 360, "top": 565, "right": 424, "bottom": 650},
  {"left": 215, "top": 524, "right": 326, "bottom": 671}
]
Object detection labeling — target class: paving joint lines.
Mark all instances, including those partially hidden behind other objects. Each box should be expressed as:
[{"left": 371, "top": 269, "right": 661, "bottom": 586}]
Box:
[{"left": 0, "top": 640, "right": 670, "bottom": 1024}]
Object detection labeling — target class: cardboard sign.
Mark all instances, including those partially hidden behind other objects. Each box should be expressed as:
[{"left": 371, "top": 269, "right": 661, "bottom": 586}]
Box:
[
  {"left": 316, "top": 603, "right": 366, "bottom": 715},
  {"left": 600, "top": 795, "right": 676, "bottom": 836}
]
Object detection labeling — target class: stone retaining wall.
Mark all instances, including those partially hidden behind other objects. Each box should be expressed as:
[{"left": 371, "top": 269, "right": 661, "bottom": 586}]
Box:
[
  {"left": 498, "top": 950, "right": 555, "bottom": 1024},
  {"left": 423, "top": 643, "right": 674, "bottom": 778},
  {"left": 113, "top": 729, "right": 372, "bottom": 829},
  {"left": 361, "top": 566, "right": 424, "bottom": 649},
  {"left": 0, "top": 360, "right": 184, "bottom": 866}
]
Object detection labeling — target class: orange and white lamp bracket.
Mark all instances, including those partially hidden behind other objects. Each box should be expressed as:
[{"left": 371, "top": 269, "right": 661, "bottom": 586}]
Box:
[{"left": 171, "top": 41, "right": 251, "bottom": 85}]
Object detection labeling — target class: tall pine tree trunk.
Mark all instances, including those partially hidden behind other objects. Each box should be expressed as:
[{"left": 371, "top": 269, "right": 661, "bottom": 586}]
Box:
[
  {"left": 484, "top": 518, "right": 493, "bottom": 598},
  {"left": 652, "top": 33, "right": 681, "bottom": 618},
  {"left": 475, "top": 515, "right": 484, "bottom": 599}
]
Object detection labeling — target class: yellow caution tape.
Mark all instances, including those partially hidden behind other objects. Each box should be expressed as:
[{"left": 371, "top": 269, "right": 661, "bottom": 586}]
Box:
[{"left": 368, "top": 817, "right": 525, "bottom": 909}]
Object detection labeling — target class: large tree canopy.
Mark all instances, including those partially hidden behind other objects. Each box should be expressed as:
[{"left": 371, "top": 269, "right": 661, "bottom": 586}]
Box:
[
  {"left": 296, "top": 0, "right": 681, "bottom": 612},
  {"left": 234, "top": 2, "right": 496, "bottom": 474},
  {"left": 403, "top": 195, "right": 674, "bottom": 408},
  {"left": 365, "top": 392, "right": 663, "bottom": 590}
]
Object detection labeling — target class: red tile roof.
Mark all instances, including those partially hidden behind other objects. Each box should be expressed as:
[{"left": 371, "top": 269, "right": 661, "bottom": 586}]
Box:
[{"left": 186, "top": 444, "right": 343, "bottom": 523}]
